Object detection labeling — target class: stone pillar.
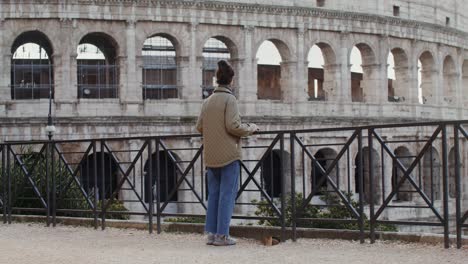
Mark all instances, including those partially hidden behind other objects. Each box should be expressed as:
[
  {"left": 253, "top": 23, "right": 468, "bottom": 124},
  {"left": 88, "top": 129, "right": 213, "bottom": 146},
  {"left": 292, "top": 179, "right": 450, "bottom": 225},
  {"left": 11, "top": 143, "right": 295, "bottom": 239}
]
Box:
[
  {"left": 293, "top": 27, "right": 308, "bottom": 102},
  {"left": 177, "top": 55, "right": 191, "bottom": 99},
  {"left": 339, "top": 32, "right": 352, "bottom": 102},
  {"left": 280, "top": 60, "right": 298, "bottom": 102},
  {"left": 51, "top": 54, "right": 64, "bottom": 101},
  {"left": 238, "top": 25, "right": 257, "bottom": 101},
  {"left": 323, "top": 64, "right": 342, "bottom": 101},
  {"left": 123, "top": 20, "right": 141, "bottom": 103},
  {"left": 182, "top": 22, "right": 201, "bottom": 100},
  {"left": 361, "top": 63, "right": 386, "bottom": 103},
  {"left": 68, "top": 53, "right": 78, "bottom": 101},
  {"left": 230, "top": 58, "right": 244, "bottom": 98},
  {"left": 0, "top": 53, "right": 10, "bottom": 101},
  {"left": 118, "top": 55, "right": 128, "bottom": 100}
]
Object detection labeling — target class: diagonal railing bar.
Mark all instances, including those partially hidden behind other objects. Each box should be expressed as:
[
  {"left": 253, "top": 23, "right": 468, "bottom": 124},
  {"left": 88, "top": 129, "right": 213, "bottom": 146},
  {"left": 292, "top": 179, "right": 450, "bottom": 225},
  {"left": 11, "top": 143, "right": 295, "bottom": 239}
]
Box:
[
  {"left": 236, "top": 134, "right": 281, "bottom": 201},
  {"left": 54, "top": 143, "right": 95, "bottom": 209},
  {"left": 459, "top": 125, "right": 468, "bottom": 139},
  {"left": 102, "top": 141, "right": 149, "bottom": 213},
  {"left": 239, "top": 161, "right": 282, "bottom": 217},
  {"left": 295, "top": 132, "right": 361, "bottom": 219},
  {"left": 9, "top": 145, "right": 48, "bottom": 208},
  {"left": 158, "top": 140, "right": 207, "bottom": 212},
  {"left": 372, "top": 126, "right": 444, "bottom": 221}
]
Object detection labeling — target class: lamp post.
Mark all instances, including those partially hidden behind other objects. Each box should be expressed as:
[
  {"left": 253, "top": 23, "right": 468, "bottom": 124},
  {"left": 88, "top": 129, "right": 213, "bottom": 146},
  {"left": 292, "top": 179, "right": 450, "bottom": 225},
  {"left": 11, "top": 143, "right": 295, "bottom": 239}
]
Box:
[{"left": 45, "top": 83, "right": 55, "bottom": 140}]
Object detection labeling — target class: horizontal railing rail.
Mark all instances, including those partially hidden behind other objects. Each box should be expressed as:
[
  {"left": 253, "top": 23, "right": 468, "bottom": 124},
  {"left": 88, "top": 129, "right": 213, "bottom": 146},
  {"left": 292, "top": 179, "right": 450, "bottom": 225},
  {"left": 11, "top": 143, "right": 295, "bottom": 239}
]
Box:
[{"left": 0, "top": 120, "right": 467, "bottom": 248}]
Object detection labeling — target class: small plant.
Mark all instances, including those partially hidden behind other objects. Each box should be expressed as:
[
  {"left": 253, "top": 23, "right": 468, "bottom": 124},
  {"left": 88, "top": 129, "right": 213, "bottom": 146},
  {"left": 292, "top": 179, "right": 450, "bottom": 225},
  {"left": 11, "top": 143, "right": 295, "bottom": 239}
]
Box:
[{"left": 164, "top": 216, "right": 205, "bottom": 224}]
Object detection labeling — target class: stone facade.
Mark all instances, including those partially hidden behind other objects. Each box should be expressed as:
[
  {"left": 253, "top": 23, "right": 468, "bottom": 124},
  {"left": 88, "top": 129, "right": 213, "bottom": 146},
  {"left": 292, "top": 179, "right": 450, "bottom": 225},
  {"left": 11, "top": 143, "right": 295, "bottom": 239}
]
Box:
[{"left": 0, "top": 1, "right": 467, "bottom": 226}]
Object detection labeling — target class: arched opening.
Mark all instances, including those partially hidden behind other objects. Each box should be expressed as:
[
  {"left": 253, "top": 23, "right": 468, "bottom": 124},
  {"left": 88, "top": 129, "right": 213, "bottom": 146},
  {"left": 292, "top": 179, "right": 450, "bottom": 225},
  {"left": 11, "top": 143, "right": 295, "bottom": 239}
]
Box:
[
  {"left": 350, "top": 44, "right": 376, "bottom": 102},
  {"left": 355, "top": 147, "right": 381, "bottom": 204},
  {"left": 261, "top": 149, "right": 289, "bottom": 198},
  {"left": 11, "top": 31, "right": 54, "bottom": 100},
  {"left": 256, "top": 39, "right": 290, "bottom": 100},
  {"left": 422, "top": 147, "right": 441, "bottom": 201},
  {"left": 144, "top": 151, "right": 179, "bottom": 203},
  {"left": 80, "top": 152, "right": 119, "bottom": 200},
  {"left": 142, "top": 35, "right": 178, "bottom": 100},
  {"left": 311, "top": 148, "right": 338, "bottom": 194},
  {"left": 307, "top": 45, "right": 325, "bottom": 100},
  {"left": 201, "top": 37, "right": 231, "bottom": 98},
  {"left": 442, "top": 56, "right": 457, "bottom": 104},
  {"left": 448, "top": 148, "right": 456, "bottom": 198},
  {"left": 392, "top": 147, "right": 414, "bottom": 201},
  {"left": 77, "top": 33, "right": 119, "bottom": 99},
  {"left": 387, "top": 48, "right": 409, "bottom": 102},
  {"left": 418, "top": 51, "right": 436, "bottom": 104},
  {"left": 463, "top": 60, "right": 468, "bottom": 104}
]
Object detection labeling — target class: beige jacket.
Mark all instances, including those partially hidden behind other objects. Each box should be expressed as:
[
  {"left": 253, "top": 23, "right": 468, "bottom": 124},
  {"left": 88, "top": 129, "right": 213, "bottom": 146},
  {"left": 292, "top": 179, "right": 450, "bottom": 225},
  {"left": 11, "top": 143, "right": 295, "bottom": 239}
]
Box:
[{"left": 196, "top": 86, "right": 256, "bottom": 168}]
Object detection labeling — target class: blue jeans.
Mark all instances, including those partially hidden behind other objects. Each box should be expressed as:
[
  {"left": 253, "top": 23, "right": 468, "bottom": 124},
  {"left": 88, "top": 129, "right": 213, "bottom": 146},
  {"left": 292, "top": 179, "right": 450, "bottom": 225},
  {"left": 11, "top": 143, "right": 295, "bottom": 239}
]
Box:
[{"left": 205, "top": 160, "right": 240, "bottom": 236}]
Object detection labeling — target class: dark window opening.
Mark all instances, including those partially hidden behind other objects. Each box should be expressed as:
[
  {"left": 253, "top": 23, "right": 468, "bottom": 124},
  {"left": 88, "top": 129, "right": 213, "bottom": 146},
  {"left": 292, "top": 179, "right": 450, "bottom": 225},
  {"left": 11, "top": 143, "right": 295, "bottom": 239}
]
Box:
[
  {"left": 393, "top": 5, "right": 400, "bottom": 17},
  {"left": 144, "top": 151, "right": 179, "bottom": 203},
  {"left": 80, "top": 153, "right": 119, "bottom": 200},
  {"left": 446, "top": 17, "right": 450, "bottom": 26},
  {"left": 11, "top": 31, "right": 54, "bottom": 100},
  {"left": 317, "top": 0, "right": 325, "bottom": 7},
  {"left": 202, "top": 38, "right": 231, "bottom": 99},
  {"left": 261, "top": 150, "right": 283, "bottom": 198},
  {"left": 142, "top": 35, "right": 178, "bottom": 100},
  {"left": 77, "top": 33, "right": 119, "bottom": 99}
]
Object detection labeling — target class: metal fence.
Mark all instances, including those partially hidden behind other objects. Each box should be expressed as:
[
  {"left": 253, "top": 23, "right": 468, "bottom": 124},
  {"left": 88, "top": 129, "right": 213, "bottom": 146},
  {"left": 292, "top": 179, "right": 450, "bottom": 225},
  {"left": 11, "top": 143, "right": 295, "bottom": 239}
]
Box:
[{"left": 0, "top": 120, "right": 467, "bottom": 248}]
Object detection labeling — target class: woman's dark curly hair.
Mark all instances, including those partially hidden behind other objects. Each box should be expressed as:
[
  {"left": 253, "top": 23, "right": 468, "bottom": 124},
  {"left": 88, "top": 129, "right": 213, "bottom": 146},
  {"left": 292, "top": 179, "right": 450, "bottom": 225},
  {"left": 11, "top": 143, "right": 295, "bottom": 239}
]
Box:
[{"left": 216, "top": 60, "right": 235, "bottom": 85}]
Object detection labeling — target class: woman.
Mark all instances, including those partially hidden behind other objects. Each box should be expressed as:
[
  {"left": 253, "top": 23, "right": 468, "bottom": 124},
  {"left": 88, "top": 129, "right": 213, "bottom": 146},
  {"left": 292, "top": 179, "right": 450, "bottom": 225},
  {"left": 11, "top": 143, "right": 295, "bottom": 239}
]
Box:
[{"left": 196, "top": 60, "right": 258, "bottom": 246}]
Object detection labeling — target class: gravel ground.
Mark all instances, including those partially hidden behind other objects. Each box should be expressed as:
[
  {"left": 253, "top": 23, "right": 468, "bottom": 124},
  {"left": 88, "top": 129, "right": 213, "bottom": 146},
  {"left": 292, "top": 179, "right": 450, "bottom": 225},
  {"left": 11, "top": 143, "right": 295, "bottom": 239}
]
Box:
[{"left": 0, "top": 223, "right": 467, "bottom": 264}]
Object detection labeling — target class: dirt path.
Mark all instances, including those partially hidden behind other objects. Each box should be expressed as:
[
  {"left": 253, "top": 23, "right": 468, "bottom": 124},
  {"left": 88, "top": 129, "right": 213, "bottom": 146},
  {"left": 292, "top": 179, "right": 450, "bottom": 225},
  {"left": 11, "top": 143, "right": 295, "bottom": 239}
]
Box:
[{"left": 0, "top": 223, "right": 466, "bottom": 264}]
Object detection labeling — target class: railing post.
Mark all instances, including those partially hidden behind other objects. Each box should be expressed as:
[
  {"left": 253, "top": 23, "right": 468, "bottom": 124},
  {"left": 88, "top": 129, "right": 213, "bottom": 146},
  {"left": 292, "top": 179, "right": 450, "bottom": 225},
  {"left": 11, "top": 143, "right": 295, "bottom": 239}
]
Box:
[
  {"left": 51, "top": 140, "right": 56, "bottom": 227},
  {"left": 368, "top": 128, "right": 375, "bottom": 244},
  {"left": 441, "top": 124, "right": 450, "bottom": 249},
  {"left": 7, "top": 145, "right": 11, "bottom": 224},
  {"left": 290, "top": 132, "right": 297, "bottom": 242},
  {"left": 454, "top": 123, "right": 462, "bottom": 249},
  {"left": 46, "top": 141, "right": 50, "bottom": 227},
  {"left": 92, "top": 140, "right": 98, "bottom": 230},
  {"left": 155, "top": 138, "right": 161, "bottom": 234},
  {"left": 279, "top": 133, "right": 286, "bottom": 242},
  {"left": 357, "top": 129, "right": 365, "bottom": 244},
  {"left": 148, "top": 140, "right": 154, "bottom": 234},
  {"left": 101, "top": 141, "right": 106, "bottom": 230},
  {"left": 2, "top": 145, "right": 6, "bottom": 224}
]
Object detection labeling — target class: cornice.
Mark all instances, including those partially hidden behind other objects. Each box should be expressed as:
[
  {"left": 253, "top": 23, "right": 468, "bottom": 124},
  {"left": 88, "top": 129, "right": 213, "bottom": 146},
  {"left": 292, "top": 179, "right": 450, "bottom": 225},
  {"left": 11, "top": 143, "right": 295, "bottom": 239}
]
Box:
[{"left": 1, "top": 0, "right": 467, "bottom": 39}]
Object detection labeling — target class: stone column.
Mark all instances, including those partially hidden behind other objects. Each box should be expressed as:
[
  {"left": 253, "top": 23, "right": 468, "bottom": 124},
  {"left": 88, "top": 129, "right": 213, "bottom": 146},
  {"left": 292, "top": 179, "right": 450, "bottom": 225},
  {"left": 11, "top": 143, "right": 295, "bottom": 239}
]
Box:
[
  {"left": 51, "top": 54, "right": 64, "bottom": 101},
  {"left": 0, "top": 52, "right": 10, "bottom": 101},
  {"left": 238, "top": 25, "right": 257, "bottom": 102},
  {"left": 339, "top": 32, "right": 352, "bottom": 102},
  {"left": 323, "top": 64, "right": 342, "bottom": 101},
  {"left": 68, "top": 52, "right": 78, "bottom": 100},
  {"left": 361, "top": 63, "right": 386, "bottom": 103},
  {"left": 230, "top": 58, "right": 244, "bottom": 98},
  {"left": 293, "top": 27, "right": 308, "bottom": 103},
  {"left": 280, "top": 60, "right": 299, "bottom": 102},
  {"left": 182, "top": 22, "right": 201, "bottom": 100},
  {"left": 118, "top": 55, "right": 128, "bottom": 100},
  {"left": 177, "top": 55, "right": 191, "bottom": 99},
  {"left": 123, "top": 20, "right": 141, "bottom": 103}
]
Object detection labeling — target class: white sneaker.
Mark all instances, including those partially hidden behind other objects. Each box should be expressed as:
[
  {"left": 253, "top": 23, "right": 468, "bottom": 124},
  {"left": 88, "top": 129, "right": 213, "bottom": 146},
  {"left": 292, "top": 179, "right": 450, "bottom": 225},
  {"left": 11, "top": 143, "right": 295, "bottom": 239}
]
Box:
[{"left": 213, "top": 235, "right": 236, "bottom": 246}]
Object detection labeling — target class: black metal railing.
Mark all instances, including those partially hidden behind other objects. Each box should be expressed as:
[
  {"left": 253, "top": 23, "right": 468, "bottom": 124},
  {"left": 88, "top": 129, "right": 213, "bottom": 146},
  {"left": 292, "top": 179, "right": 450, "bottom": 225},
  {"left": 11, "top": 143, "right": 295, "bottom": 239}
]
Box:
[{"left": 0, "top": 120, "right": 466, "bottom": 248}]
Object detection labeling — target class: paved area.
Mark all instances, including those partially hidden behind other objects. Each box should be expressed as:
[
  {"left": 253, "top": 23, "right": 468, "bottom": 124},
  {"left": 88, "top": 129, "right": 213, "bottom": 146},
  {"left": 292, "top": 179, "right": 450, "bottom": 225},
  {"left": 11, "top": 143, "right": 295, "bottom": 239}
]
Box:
[{"left": 0, "top": 223, "right": 467, "bottom": 264}]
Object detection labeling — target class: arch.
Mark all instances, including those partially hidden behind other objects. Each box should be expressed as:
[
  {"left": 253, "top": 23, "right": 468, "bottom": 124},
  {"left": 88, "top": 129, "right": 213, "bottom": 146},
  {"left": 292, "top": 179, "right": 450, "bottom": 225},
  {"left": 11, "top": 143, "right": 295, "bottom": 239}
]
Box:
[
  {"left": 463, "top": 60, "right": 468, "bottom": 104},
  {"left": 442, "top": 55, "right": 457, "bottom": 104},
  {"left": 80, "top": 152, "right": 119, "bottom": 200},
  {"left": 307, "top": 42, "right": 337, "bottom": 101},
  {"left": 388, "top": 48, "right": 410, "bottom": 102},
  {"left": 418, "top": 51, "right": 436, "bottom": 104},
  {"left": 392, "top": 146, "right": 414, "bottom": 201},
  {"left": 261, "top": 149, "right": 290, "bottom": 198},
  {"left": 311, "top": 148, "right": 338, "bottom": 194},
  {"left": 77, "top": 32, "right": 119, "bottom": 99},
  {"left": 11, "top": 30, "right": 54, "bottom": 100},
  {"left": 201, "top": 37, "right": 233, "bottom": 98},
  {"left": 143, "top": 151, "right": 180, "bottom": 203},
  {"left": 422, "top": 147, "right": 441, "bottom": 201},
  {"left": 141, "top": 34, "right": 178, "bottom": 100},
  {"left": 256, "top": 39, "right": 292, "bottom": 100},
  {"left": 350, "top": 43, "right": 377, "bottom": 102},
  {"left": 354, "top": 147, "right": 381, "bottom": 204}
]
